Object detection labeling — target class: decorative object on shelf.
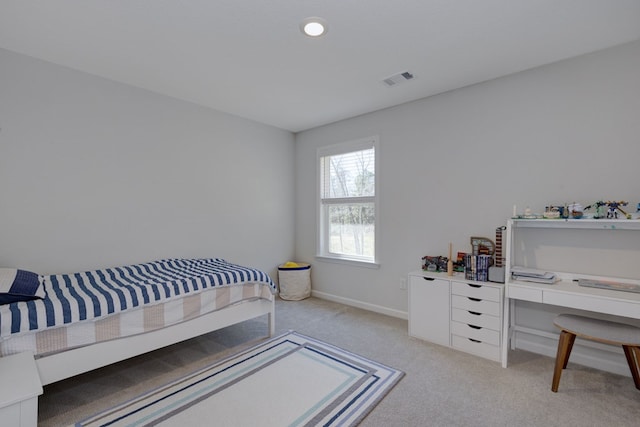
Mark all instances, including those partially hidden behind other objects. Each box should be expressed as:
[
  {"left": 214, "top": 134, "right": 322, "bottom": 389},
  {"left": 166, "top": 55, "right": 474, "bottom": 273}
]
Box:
[
  {"left": 488, "top": 226, "right": 506, "bottom": 283},
  {"left": 543, "top": 206, "right": 561, "bottom": 219},
  {"left": 513, "top": 200, "right": 639, "bottom": 221},
  {"left": 523, "top": 206, "right": 542, "bottom": 219},
  {"left": 470, "top": 236, "right": 495, "bottom": 256},
  {"left": 605, "top": 200, "right": 630, "bottom": 219},
  {"left": 454, "top": 252, "right": 467, "bottom": 272},
  {"left": 584, "top": 200, "right": 606, "bottom": 219},
  {"left": 421, "top": 255, "right": 448, "bottom": 272},
  {"left": 512, "top": 205, "right": 542, "bottom": 219},
  {"left": 568, "top": 202, "right": 584, "bottom": 219},
  {"left": 447, "top": 243, "right": 454, "bottom": 276}
]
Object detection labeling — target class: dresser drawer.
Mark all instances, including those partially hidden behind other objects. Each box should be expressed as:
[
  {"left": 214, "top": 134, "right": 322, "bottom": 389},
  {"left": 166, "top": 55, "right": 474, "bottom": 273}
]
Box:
[
  {"left": 451, "top": 308, "right": 500, "bottom": 330},
  {"left": 451, "top": 294, "right": 500, "bottom": 316},
  {"left": 451, "top": 334, "right": 501, "bottom": 361},
  {"left": 451, "top": 321, "right": 500, "bottom": 346},
  {"left": 451, "top": 281, "right": 500, "bottom": 302}
]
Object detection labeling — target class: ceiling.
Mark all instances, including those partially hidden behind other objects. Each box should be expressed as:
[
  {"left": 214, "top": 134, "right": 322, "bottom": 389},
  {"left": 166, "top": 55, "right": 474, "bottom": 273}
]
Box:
[{"left": 1, "top": 1, "right": 640, "bottom": 133}]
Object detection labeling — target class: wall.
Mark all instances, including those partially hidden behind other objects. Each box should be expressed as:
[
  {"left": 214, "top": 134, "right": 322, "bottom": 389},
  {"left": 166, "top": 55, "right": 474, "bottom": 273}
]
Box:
[
  {"left": 0, "top": 48, "right": 296, "bottom": 277},
  {"left": 294, "top": 40, "right": 640, "bottom": 317}
]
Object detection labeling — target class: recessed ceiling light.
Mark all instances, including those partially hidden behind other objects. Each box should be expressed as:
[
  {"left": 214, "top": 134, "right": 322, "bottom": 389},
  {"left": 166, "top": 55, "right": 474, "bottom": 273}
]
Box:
[{"left": 300, "top": 17, "right": 328, "bottom": 37}]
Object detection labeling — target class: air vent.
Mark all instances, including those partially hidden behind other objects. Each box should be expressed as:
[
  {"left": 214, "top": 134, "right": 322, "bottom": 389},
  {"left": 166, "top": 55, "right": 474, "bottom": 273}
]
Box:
[{"left": 382, "top": 71, "right": 414, "bottom": 87}]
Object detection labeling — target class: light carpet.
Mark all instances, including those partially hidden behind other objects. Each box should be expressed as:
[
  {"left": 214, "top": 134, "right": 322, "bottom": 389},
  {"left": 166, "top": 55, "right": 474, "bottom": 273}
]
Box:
[{"left": 74, "top": 331, "right": 404, "bottom": 427}]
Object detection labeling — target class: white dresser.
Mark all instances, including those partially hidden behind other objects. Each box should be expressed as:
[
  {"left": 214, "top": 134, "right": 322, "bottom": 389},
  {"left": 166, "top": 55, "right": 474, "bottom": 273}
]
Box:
[
  {"left": 409, "top": 270, "right": 504, "bottom": 362},
  {"left": 450, "top": 279, "right": 503, "bottom": 361}
]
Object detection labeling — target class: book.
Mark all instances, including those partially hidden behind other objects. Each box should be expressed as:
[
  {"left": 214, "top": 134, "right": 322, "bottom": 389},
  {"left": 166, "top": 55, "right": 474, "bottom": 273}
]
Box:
[{"left": 465, "top": 254, "right": 492, "bottom": 281}]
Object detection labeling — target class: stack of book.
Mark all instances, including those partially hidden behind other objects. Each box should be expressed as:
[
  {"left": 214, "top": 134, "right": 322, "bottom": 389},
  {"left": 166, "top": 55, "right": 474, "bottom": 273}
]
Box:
[
  {"left": 464, "top": 254, "right": 492, "bottom": 282},
  {"left": 511, "top": 266, "right": 558, "bottom": 284}
]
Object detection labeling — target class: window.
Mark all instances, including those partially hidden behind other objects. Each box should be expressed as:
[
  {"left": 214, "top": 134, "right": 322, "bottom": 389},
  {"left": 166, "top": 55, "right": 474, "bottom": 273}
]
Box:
[{"left": 317, "top": 136, "right": 378, "bottom": 265}]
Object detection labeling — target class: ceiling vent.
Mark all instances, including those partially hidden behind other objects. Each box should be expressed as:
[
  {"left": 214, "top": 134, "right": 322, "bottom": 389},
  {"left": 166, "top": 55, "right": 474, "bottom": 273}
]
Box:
[{"left": 382, "top": 71, "right": 414, "bottom": 87}]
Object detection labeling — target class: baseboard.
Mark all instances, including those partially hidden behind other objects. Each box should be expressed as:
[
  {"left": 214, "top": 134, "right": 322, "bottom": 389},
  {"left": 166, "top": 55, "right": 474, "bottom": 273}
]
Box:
[
  {"left": 311, "top": 290, "right": 408, "bottom": 320},
  {"left": 513, "top": 329, "right": 630, "bottom": 377}
]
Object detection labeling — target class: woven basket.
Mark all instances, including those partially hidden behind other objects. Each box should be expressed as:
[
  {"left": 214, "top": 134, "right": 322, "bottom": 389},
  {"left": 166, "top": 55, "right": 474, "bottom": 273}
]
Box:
[{"left": 278, "top": 263, "right": 311, "bottom": 301}]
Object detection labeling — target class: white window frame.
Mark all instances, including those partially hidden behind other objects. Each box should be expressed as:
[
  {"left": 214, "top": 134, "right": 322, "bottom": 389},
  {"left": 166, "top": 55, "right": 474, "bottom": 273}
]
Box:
[{"left": 316, "top": 136, "right": 380, "bottom": 268}]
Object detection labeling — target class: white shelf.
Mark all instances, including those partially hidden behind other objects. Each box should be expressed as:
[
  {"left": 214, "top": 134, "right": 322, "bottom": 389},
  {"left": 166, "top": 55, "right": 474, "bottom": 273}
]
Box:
[{"left": 509, "top": 218, "right": 640, "bottom": 230}]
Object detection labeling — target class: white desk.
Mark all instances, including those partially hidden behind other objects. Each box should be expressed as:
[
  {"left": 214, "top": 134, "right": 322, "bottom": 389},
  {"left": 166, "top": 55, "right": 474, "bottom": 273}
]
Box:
[
  {"left": 501, "top": 218, "right": 640, "bottom": 370},
  {"left": 502, "top": 277, "right": 640, "bottom": 368}
]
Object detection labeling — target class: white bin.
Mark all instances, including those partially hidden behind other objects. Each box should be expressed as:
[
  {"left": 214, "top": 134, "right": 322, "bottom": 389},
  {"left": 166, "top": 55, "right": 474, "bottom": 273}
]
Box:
[{"left": 278, "top": 263, "right": 311, "bottom": 300}]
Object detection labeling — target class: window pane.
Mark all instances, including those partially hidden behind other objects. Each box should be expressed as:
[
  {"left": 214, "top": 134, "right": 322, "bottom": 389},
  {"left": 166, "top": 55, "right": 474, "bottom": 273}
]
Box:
[
  {"left": 323, "top": 148, "right": 374, "bottom": 199},
  {"left": 327, "top": 203, "right": 374, "bottom": 258}
]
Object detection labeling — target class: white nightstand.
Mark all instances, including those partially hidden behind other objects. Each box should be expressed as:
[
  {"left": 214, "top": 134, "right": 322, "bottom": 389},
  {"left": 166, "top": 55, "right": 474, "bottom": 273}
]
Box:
[{"left": 0, "top": 352, "right": 43, "bottom": 427}]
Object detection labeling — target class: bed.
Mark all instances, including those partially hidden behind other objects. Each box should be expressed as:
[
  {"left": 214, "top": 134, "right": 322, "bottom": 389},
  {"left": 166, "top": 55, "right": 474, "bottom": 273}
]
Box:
[{"left": 0, "top": 258, "right": 276, "bottom": 385}]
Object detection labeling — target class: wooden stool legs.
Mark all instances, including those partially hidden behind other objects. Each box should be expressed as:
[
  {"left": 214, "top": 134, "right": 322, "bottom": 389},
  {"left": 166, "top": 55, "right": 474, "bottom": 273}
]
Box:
[
  {"left": 552, "top": 314, "right": 640, "bottom": 392},
  {"left": 552, "top": 330, "right": 640, "bottom": 392},
  {"left": 552, "top": 330, "right": 576, "bottom": 392},
  {"left": 622, "top": 345, "right": 640, "bottom": 390}
]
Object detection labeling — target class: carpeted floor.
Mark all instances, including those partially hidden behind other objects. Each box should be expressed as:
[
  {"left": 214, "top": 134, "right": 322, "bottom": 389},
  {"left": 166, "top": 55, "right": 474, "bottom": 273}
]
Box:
[{"left": 39, "top": 297, "right": 640, "bottom": 426}]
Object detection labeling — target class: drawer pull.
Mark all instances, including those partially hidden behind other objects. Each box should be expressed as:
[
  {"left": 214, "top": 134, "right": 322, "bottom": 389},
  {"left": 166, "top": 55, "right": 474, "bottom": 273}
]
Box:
[
  {"left": 468, "top": 311, "right": 481, "bottom": 316},
  {"left": 422, "top": 277, "right": 435, "bottom": 281},
  {"left": 467, "top": 283, "right": 481, "bottom": 288},
  {"left": 468, "top": 338, "right": 482, "bottom": 343},
  {"left": 468, "top": 324, "right": 482, "bottom": 330},
  {"left": 468, "top": 297, "right": 481, "bottom": 302}
]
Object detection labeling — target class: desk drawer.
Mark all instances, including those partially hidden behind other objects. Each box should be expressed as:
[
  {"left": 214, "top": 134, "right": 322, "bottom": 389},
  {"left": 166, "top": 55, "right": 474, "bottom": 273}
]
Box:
[
  {"left": 451, "top": 334, "right": 501, "bottom": 361},
  {"left": 507, "top": 285, "right": 543, "bottom": 303},
  {"left": 451, "top": 294, "right": 500, "bottom": 316},
  {"left": 451, "top": 321, "right": 500, "bottom": 346},
  {"left": 451, "top": 281, "right": 500, "bottom": 302},
  {"left": 452, "top": 308, "right": 500, "bottom": 331},
  {"left": 541, "top": 291, "right": 640, "bottom": 318}
]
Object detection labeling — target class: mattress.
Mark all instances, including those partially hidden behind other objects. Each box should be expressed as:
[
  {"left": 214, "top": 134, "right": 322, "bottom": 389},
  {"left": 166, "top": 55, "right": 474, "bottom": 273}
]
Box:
[{"left": 0, "top": 258, "right": 275, "bottom": 357}]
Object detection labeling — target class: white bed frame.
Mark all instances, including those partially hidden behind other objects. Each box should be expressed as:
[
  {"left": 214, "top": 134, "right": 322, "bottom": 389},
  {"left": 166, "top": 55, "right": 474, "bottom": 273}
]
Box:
[{"left": 35, "top": 298, "right": 275, "bottom": 386}]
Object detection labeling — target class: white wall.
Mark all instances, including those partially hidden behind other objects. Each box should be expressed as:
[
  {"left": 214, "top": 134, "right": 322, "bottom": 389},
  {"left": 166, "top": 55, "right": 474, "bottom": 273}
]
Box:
[
  {"left": 294, "top": 40, "right": 640, "bottom": 316},
  {"left": 0, "top": 48, "right": 296, "bottom": 277},
  {"left": 2, "top": 40, "right": 639, "bottom": 315}
]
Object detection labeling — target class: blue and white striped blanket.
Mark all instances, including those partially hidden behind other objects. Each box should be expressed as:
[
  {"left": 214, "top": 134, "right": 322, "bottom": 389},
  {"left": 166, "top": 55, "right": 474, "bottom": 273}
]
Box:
[{"left": 0, "top": 258, "right": 275, "bottom": 338}]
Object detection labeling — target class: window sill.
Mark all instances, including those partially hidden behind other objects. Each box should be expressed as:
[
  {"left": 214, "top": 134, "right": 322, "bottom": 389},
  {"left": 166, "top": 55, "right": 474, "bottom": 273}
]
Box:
[{"left": 315, "top": 256, "right": 380, "bottom": 269}]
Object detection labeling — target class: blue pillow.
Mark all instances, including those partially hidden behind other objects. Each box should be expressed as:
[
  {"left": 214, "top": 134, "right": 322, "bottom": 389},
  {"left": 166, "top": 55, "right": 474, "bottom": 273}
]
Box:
[{"left": 0, "top": 268, "right": 46, "bottom": 305}]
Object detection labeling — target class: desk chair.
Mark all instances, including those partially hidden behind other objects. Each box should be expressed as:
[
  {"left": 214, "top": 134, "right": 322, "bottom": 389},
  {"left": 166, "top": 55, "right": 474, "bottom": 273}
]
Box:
[{"left": 552, "top": 314, "right": 640, "bottom": 392}]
